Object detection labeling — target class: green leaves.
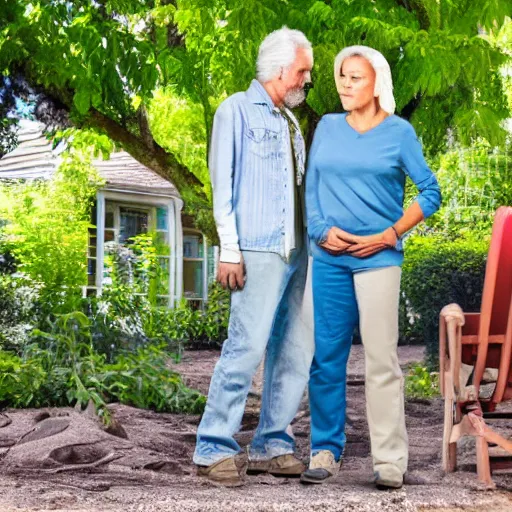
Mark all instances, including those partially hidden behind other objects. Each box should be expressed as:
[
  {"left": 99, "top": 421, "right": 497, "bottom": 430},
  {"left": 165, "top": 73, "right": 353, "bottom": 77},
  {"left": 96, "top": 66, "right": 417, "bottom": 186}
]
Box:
[
  {"left": 453, "top": 104, "right": 509, "bottom": 147},
  {"left": 1, "top": 0, "right": 511, "bottom": 206},
  {"left": 73, "top": 89, "right": 91, "bottom": 115},
  {"left": 405, "top": 364, "right": 439, "bottom": 399},
  {"left": 0, "top": 314, "right": 206, "bottom": 419},
  {"left": 0, "top": 149, "right": 102, "bottom": 297},
  {"left": 400, "top": 234, "right": 489, "bottom": 366}
]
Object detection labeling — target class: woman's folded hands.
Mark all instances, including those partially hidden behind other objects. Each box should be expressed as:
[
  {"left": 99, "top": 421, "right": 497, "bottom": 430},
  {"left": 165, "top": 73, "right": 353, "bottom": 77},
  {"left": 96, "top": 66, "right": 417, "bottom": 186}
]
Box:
[{"left": 319, "top": 226, "right": 397, "bottom": 258}]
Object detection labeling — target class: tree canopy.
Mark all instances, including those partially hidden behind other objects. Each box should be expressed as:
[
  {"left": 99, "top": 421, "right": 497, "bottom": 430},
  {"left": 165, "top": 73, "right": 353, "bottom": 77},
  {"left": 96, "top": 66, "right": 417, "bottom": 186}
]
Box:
[{"left": 0, "top": 0, "right": 511, "bottom": 230}]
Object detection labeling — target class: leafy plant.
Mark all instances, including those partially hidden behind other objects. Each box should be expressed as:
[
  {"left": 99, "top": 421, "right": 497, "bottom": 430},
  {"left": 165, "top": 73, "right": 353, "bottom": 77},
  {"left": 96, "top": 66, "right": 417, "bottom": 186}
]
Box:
[
  {"left": 400, "top": 234, "right": 488, "bottom": 367},
  {"left": 99, "top": 345, "right": 205, "bottom": 414},
  {"left": 0, "top": 274, "right": 42, "bottom": 351},
  {"left": 0, "top": 311, "right": 206, "bottom": 422},
  {"left": 404, "top": 363, "right": 440, "bottom": 399},
  {"left": 0, "top": 151, "right": 102, "bottom": 313},
  {"left": 27, "top": 312, "right": 110, "bottom": 420},
  {"left": 430, "top": 143, "right": 512, "bottom": 237}
]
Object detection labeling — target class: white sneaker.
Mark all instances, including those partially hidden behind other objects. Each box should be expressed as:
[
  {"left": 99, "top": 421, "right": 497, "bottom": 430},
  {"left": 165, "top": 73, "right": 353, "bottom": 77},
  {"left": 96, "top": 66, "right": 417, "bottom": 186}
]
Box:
[{"left": 300, "top": 450, "right": 341, "bottom": 484}]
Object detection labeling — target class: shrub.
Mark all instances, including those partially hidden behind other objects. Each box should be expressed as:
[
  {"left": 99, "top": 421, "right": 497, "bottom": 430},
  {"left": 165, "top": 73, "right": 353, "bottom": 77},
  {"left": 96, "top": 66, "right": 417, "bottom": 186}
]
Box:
[
  {"left": 432, "top": 144, "right": 512, "bottom": 237},
  {"left": 99, "top": 345, "right": 205, "bottom": 414},
  {"left": 89, "top": 234, "right": 229, "bottom": 358},
  {"left": 165, "top": 283, "right": 230, "bottom": 349},
  {"left": 404, "top": 363, "right": 440, "bottom": 399},
  {"left": 0, "top": 152, "right": 102, "bottom": 313},
  {"left": 0, "top": 274, "right": 42, "bottom": 351},
  {"left": 400, "top": 234, "right": 488, "bottom": 367},
  {"left": 2, "top": 311, "right": 207, "bottom": 422}
]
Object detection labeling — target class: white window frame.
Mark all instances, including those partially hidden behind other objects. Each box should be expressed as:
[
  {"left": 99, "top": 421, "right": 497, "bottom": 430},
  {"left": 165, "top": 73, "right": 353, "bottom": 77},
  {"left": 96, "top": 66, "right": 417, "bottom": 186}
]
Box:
[
  {"left": 182, "top": 228, "right": 208, "bottom": 304},
  {"left": 86, "top": 190, "right": 180, "bottom": 308}
]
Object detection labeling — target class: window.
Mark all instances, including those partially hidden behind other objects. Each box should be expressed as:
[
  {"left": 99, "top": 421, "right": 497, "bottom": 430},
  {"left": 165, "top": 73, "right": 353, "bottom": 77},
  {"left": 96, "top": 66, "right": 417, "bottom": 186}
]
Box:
[
  {"left": 85, "top": 200, "right": 173, "bottom": 307},
  {"left": 119, "top": 207, "right": 149, "bottom": 243},
  {"left": 183, "top": 230, "right": 207, "bottom": 305}
]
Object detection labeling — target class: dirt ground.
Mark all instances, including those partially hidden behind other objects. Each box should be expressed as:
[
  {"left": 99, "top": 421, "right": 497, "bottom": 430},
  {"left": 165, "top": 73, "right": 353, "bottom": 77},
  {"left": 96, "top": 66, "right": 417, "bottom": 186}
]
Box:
[{"left": 0, "top": 345, "right": 511, "bottom": 512}]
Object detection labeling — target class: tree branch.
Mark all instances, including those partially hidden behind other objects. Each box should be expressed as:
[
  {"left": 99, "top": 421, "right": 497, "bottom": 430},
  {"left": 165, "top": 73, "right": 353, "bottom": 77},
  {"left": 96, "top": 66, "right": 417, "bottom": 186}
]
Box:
[
  {"left": 17, "top": 62, "right": 207, "bottom": 204},
  {"left": 85, "top": 107, "right": 206, "bottom": 200},
  {"left": 396, "top": 0, "right": 430, "bottom": 30},
  {"left": 136, "top": 104, "right": 155, "bottom": 151},
  {"left": 399, "top": 94, "right": 422, "bottom": 120}
]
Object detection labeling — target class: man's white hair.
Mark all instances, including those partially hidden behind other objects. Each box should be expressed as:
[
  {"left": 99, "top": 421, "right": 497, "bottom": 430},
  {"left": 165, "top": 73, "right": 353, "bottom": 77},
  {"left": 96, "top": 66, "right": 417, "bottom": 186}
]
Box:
[
  {"left": 334, "top": 45, "right": 396, "bottom": 114},
  {"left": 257, "top": 27, "right": 313, "bottom": 82}
]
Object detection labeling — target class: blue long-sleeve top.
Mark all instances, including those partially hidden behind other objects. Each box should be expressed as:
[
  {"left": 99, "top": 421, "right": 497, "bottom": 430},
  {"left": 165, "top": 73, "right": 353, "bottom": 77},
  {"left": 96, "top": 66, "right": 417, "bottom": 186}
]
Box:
[{"left": 306, "top": 113, "right": 441, "bottom": 271}]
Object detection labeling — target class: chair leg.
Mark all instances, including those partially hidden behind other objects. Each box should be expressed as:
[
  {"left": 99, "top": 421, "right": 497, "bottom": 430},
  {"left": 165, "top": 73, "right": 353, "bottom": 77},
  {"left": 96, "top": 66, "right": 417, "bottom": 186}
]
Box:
[
  {"left": 476, "top": 437, "right": 494, "bottom": 487},
  {"left": 442, "top": 393, "right": 457, "bottom": 472}
]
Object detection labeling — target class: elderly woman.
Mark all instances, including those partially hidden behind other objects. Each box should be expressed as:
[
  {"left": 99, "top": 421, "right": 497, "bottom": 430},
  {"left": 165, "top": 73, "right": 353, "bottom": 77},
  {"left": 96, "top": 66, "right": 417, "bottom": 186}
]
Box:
[{"left": 301, "top": 46, "right": 441, "bottom": 488}]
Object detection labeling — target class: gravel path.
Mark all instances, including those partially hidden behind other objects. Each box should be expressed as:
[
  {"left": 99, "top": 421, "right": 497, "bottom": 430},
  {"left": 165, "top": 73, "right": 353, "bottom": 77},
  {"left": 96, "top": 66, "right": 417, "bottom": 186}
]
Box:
[{"left": 0, "top": 345, "right": 510, "bottom": 511}]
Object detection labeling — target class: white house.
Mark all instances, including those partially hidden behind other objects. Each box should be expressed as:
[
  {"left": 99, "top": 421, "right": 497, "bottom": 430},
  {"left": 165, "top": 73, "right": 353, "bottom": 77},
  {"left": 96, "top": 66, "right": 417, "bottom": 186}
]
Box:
[{"left": 0, "top": 120, "right": 217, "bottom": 308}]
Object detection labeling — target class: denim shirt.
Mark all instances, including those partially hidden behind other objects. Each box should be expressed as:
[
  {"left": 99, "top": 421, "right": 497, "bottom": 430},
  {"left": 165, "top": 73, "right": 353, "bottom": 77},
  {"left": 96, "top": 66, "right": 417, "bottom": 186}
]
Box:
[{"left": 209, "top": 79, "right": 305, "bottom": 263}]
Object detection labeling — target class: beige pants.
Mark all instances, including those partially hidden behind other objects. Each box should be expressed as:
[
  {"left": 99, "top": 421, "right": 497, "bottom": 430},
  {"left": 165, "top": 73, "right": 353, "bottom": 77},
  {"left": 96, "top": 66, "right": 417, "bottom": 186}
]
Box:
[{"left": 354, "top": 266, "right": 408, "bottom": 475}]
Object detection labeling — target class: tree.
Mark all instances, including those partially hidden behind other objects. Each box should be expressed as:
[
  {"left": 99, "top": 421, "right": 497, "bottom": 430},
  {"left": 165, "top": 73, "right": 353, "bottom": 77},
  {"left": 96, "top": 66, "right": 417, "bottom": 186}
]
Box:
[{"left": 0, "top": 0, "right": 510, "bottom": 226}]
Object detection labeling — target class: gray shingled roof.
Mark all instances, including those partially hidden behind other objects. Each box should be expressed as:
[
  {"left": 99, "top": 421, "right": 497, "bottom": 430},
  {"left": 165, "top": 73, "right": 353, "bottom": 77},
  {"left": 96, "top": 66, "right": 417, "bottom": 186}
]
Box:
[{"left": 0, "top": 120, "right": 180, "bottom": 198}]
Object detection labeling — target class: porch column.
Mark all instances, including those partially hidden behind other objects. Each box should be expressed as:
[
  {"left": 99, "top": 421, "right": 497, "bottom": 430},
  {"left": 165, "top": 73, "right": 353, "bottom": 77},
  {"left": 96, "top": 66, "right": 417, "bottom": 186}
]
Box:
[
  {"left": 167, "top": 199, "right": 176, "bottom": 309},
  {"left": 95, "top": 191, "right": 105, "bottom": 294},
  {"left": 174, "top": 197, "right": 184, "bottom": 303}
]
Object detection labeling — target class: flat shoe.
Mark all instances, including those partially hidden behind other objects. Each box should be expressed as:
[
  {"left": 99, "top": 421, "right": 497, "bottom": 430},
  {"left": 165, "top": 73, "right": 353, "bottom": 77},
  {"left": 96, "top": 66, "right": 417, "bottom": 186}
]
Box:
[{"left": 300, "top": 468, "right": 334, "bottom": 484}]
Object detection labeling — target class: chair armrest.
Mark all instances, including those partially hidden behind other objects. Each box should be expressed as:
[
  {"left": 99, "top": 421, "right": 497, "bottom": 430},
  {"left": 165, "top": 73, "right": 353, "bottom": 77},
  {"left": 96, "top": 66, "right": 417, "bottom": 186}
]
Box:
[{"left": 440, "top": 304, "right": 465, "bottom": 397}]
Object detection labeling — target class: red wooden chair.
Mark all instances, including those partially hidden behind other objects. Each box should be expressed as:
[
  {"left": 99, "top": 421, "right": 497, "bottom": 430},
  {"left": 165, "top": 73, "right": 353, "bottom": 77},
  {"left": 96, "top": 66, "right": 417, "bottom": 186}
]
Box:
[{"left": 439, "top": 206, "right": 512, "bottom": 486}]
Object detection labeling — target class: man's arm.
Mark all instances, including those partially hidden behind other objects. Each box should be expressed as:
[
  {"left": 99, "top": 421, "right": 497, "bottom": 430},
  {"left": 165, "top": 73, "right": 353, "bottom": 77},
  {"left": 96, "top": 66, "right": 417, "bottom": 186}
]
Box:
[{"left": 209, "top": 100, "right": 245, "bottom": 290}]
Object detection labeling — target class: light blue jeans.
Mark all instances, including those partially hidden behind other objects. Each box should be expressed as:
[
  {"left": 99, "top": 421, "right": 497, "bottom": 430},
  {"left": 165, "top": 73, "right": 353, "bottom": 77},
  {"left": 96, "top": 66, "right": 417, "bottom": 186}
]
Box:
[{"left": 193, "top": 248, "right": 314, "bottom": 466}]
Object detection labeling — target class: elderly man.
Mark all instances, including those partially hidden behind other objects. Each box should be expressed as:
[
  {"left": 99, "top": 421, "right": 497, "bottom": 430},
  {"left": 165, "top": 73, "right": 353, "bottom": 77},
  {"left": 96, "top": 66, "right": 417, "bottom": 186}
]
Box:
[{"left": 193, "top": 27, "right": 314, "bottom": 486}]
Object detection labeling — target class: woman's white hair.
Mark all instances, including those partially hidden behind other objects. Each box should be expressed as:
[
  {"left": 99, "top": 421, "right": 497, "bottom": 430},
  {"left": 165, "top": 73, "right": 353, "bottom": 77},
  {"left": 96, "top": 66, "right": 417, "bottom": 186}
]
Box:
[
  {"left": 334, "top": 45, "right": 395, "bottom": 114},
  {"left": 257, "top": 27, "right": 313, "bottom": 82}
]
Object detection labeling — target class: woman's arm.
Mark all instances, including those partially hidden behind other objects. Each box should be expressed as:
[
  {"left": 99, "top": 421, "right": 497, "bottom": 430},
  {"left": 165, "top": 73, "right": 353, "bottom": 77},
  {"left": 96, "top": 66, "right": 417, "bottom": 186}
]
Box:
[
  {"left": 306, "top": 118, "right": 332, "bottom": 244},
  {"left": 347, "top": 122, "right": 441, "bottom": 257},
  {"left": 306, "top": 119, "right": 360, "bottom": 254}
]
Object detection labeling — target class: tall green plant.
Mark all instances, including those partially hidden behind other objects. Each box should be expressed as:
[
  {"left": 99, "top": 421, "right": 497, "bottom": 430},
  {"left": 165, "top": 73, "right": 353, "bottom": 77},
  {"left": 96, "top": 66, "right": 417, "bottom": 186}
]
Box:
[
  {"left": 0, "top": 151, "right": 102, "bottom": 310},
  {"left": 433, "top": 144, "right": 512, "bottom": 236}
]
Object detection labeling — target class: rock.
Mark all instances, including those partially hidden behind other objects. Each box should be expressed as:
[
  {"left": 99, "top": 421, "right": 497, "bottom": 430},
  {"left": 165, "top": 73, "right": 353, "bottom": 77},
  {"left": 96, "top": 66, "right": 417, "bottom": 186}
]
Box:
[
  {"left": 0, "top": 436, "right": 15, "bottom": 447},
  {"left": 18, "top": 417, "right": 71, "bottom": 445},
  {"left": 105, "top": 417, "right": 129, "bottom": 439},
  {"left": 0, "top": 412, "right": 12, "bottom": 428}
]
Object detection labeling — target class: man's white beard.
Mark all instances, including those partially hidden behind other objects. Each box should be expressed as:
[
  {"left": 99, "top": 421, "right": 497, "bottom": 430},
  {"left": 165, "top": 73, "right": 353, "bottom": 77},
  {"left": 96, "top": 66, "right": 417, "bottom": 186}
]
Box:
[{"left": 283, "top": 87, "right": 306, "bottom": 108}]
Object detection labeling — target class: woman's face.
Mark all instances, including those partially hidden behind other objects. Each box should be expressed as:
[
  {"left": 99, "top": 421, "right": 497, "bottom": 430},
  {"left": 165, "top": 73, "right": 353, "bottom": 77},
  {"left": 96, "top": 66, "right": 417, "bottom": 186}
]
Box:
[{"left": 339, "top": 55, "right": 376, "bottom": 112}]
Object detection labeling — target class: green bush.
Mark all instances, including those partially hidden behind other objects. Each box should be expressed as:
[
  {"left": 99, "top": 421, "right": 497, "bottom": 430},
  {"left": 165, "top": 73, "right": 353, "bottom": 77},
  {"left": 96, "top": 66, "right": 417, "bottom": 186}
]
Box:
[
  {"left": 400, "top": 234, "right": 488, "bottom": 367},
  {"left": 164, "top": 283, "right": 230, "bottom": 349},
  {"left": 404, "top": 363, "right": 440, "bottom": 399},
  {"left": 99, "top": 345, "right": 206, "bottom": 415},
  {"left": 433, "top": 144, "right": 512, "bottom": 237},
  {"left": 89, "top": 234, "right": 230, "bottom": 358},
  {"left": 0, "top": 312, "right": 206, "bottom": 422},
  {"left": 0, "top": 153, "right": 102, "bottom": 312},
  {"left": 0, "top": 274, "right": 42, "bottom": 351}
]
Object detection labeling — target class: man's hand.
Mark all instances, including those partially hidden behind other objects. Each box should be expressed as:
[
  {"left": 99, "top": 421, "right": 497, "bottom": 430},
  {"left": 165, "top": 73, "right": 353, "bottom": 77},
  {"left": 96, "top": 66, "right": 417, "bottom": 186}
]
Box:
[
  {"left": 217, "top": 257, "right": 246, "bottom": 291},
  {"left": 319, "top": 227, "right": 359, "bottom": 254}
]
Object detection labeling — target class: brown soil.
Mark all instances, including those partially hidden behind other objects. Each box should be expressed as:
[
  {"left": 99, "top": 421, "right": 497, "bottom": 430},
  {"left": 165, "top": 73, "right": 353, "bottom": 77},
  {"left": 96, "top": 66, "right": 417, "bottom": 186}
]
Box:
[{"left": 0, "top": 345, "right": 510, "bottom": 512}]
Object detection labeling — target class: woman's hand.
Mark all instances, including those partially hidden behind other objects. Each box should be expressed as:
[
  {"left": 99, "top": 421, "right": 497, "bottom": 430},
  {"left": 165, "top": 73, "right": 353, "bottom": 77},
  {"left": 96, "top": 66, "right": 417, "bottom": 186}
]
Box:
[
  {"left": 345, "top": 227, "right": 398, "bottom": 258},
  {"left": 319, "top": 227, "right": 359, "bottom": 254}
]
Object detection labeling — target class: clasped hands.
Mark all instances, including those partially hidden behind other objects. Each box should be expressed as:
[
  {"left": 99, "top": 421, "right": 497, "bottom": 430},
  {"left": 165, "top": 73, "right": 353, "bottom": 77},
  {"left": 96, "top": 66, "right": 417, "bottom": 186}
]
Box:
[
  {"left": 320, "top": 226, "right": 398, "bottom": 258},
  {"left": 217, "top": 226, "right": 398, "bottom": 291}
]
